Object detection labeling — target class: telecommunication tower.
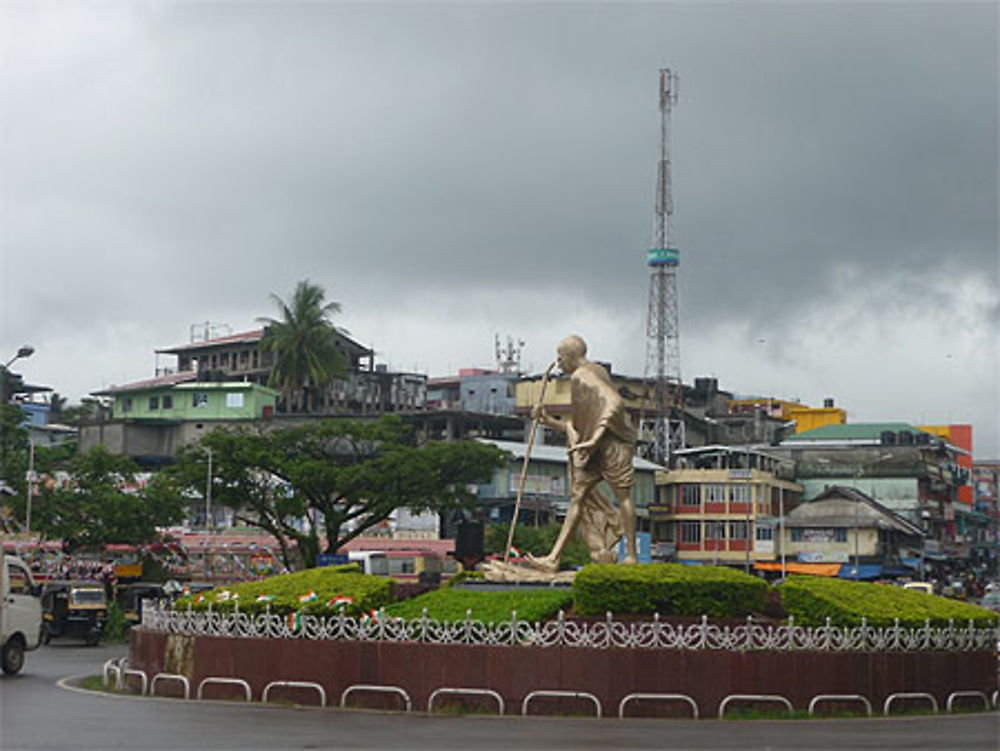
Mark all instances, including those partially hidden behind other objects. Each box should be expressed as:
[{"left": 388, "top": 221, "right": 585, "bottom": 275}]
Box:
[{"left": 643, "top": 68, "right": 685, "bottom": 466}]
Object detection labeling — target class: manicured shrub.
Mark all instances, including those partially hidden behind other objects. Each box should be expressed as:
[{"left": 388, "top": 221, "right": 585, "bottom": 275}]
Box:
[
  {"left": 572, "top": 563, "right": 768, "bottom": 617},
  {"left": 171, "top": 565, "right": 394, "bottom": 617},
  {"left": 779, "top": 576, "right": 1000, "bottom": 628},
  {"left": 385, "top": 587, "right": 573, "bottom": 624}
]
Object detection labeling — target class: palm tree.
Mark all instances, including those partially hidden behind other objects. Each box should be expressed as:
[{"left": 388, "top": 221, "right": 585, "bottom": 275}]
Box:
[{"left": 257, "top": 280, "right": 347, "bottom": 413}]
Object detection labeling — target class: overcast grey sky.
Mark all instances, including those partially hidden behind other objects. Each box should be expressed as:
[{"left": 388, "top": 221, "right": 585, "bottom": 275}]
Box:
[{"left": 2, "top": 2, "right": 997, "bottom": 455}]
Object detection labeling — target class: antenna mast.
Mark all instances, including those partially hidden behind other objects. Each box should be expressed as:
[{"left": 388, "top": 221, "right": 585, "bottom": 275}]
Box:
[{"left": 643, "top": 68, "right": 685, "bottom": 466}]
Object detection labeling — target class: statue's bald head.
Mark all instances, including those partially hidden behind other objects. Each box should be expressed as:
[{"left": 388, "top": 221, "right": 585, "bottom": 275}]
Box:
[{"left": 556, "top": 335, "right": 587, "bottom": 374}]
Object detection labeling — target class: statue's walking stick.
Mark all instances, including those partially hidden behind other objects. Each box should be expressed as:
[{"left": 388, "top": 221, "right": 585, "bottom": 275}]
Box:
[{"left": 503, "top": 360, "right": 557, "bottom": 564}]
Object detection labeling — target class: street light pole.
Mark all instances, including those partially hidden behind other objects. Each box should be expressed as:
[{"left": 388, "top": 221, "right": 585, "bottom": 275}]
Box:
[
  {"left": 2, "top": 345, "right": 34, "bottom": 404},
  {"left": 25, "top": 440, "right": 35, "bottom": 534}
]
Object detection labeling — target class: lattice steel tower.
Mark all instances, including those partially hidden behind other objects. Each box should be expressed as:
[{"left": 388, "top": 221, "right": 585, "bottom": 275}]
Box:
[{"left": 643, "top": 68, "right": 685, "bottom": 466}]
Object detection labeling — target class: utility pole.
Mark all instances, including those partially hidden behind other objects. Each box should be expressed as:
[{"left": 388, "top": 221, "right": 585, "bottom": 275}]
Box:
[
  {"left": 205, "top": 448, "right": 213, "bottom": 532},
  {"left": 643, "top": 68, "right": 684, "bottom": 466}
]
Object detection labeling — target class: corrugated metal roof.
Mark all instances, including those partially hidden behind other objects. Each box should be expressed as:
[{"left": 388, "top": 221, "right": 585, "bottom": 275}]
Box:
[
  {"left": 91, "top": 371, "right": 197, "bottom": 396},
  {"left": 156, "top": 329, "right": 265, "bottom": 354}
]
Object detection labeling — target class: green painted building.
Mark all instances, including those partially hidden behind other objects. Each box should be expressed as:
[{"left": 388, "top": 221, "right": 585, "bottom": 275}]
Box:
[{"left": 96, "top": 374, "right": 278, "bottom": 422}]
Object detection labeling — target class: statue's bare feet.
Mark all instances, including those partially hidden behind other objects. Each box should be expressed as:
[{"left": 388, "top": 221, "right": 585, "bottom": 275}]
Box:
[
  {"left": 622, "top": 555, "right": 638, "bottom": 565},
  {"left": 526, "top": 553, "right": 559, "bottom": 573}
]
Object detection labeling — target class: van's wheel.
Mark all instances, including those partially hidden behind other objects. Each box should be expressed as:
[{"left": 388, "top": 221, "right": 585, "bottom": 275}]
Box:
[
  {"left": 84, "top": 630, "right": 101, "bottom": 647},
  {"left": 1, "top": 638, "right": 25, "bottom": 675}
]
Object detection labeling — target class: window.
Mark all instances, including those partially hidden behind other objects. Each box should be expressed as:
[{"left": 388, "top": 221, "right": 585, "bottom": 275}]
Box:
[
  {"left": 729, "top": 521, "right": 749, "bottom": 540},
  {"left": 791, "top": 529, "right": 804, "bottom": 542},
  {"left": 162, "top": 395, "right": 173, "bottom": 410},
  {"left": 705, "top": 521, "right": 726, "bottom": 540},
  {"left": 681, "top": 485, "right": 700, "bottom": 506},
  {"left": 756, "top": 526, "right": 773, "bottom": 541},
  {"left": 6, "top": 561, "right": 30, "bottom": 594},
  {"left": 835, "top": 528, "right": 848, "bottom": 543},
  {"left": 225, "top": 392, "right": 245, "bottom": 408},
  {"left": 121, "top": 398, "right": 132, "bottom": 413},
  {"left": 148, "top": 396, "right": 159, "bottom": 410},
  {"left": 680, "top": 521, "right": 701, "bottom": 543},
  {"left": 192, "top": 393, "right": 209, "bottom": 408},
  {"left": 654, "top": 522, "right": 675, "bottom": 542},
  {"left": 728, "top": 484, "right": 751, "bottom": 503},
  {"left": 705, "top": 484, "right": 727, "bottom": 503}
]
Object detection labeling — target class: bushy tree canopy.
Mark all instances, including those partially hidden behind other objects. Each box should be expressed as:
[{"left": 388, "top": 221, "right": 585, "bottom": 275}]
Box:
[
  {"left": 168, "top": 416, "right": 507, "bottom": 569},
  {"left": 29, "top": 446, "right": 185, "bottom": 552}
]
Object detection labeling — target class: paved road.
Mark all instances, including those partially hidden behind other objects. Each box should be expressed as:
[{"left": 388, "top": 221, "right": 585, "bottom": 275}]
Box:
[{"left": 1, "top": 642, "right": 998, "bottom": 750}]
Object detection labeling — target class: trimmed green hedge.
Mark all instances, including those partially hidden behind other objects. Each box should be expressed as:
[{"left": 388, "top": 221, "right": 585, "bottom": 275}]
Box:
[
  {"left": 385, "top": 587, "right": 573, "bottom": 624},
  {"left": 171, "top": 564, "right": 394, "bottom": 617},
  {"left": 780, "top": 576, "right": 1000, "bottom": 628},
  {"left": 572, "top": 563, "right": 768, "bottom": 617}
]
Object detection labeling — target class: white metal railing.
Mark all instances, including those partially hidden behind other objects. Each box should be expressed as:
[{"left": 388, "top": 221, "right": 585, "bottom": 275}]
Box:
[
  {"left": 883, "top": 692, "right": 938, "bottom": 715},
  {"left": 140, "top": 604, "right": 1000, "bottom": 653},
  {"left": 807, "top": 694, "right": 872, "bottom": 717},
  {"left": 120, "top": 668, "right": 148, "bottom": 696},
  {"left": 718, "top": 694, "right": 793, "bottom": 719},
  {"left": 340, "top": 684, "right": 411, "bottom": 711},
  {"left": 151, "top": 673, "right": 191, "bottom": 700},
  {"left": 197, "top": 677, "right": 252, "bottom": 702},
  {"left": 262, "top": 680, "right": 327, "bottom": 707},
  {"left": 522, "top": 690, "right": 602, "bottom": 718},
  {"left": 946, "top": 691, "right": 989, "bottom": 713},
  {"left": 618, "top": 692, "right": 699, "bottom": 719},
  {"left": 427, "top": 687, "right": 505, "bottom": 715}
]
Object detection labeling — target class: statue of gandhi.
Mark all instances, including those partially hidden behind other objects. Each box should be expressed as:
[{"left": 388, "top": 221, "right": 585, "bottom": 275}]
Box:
[{"left": 528, "top": 335, "right": 638, "bottom": 571}]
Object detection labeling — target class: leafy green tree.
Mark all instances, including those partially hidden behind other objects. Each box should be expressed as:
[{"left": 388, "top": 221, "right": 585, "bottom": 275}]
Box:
[
  {"left": 30, "top": 446, "right": 185, "bottom": 552},
  {"left": 0, "top": 404, "right": 29, "bottom": 529},
  {"left": 60, "top": 397, "right": 108, "bottom": 426},
  {"left": 168, "top": 416, "right": 507, "bottom": 569},
  {"left": 258, "top": 280, "right": 347, "bottom": 413}
]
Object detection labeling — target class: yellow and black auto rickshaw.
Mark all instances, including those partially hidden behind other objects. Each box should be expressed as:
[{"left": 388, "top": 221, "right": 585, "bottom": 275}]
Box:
[{"left": 41, "top": 580, "right": 108, "bottom": 646}]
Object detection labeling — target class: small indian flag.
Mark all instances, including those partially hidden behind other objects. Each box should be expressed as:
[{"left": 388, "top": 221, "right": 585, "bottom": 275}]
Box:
[
  {"left": 286, "top": 612, "right": 301, "bottom": 632},
  {"left": 328, "top": 594, "right": 353, "bottom": 607},
  {"left": 509, "top": 546, "right": 522, "bottom": 558},
  {"left": 256, "top": 594, "right": 274, "bottom": 603},
  {"left": 298, "top": 590, "right": 318, "bottom": 604},
  {"left": 195, "top": 593, "right": 205, "bottom": 603}
]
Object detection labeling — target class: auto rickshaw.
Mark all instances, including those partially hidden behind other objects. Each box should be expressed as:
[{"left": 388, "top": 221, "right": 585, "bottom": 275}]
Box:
[
  {"left": 41, "top": 580, "right": 108, "bottom": 646},
  {"left": 116, "top": 582, "right": 167, "bottom": 630}
]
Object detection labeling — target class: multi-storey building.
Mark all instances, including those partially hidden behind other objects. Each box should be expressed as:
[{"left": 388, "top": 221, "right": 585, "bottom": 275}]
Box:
[
  {"left": 80, "top": 374, "right": 279, "bottom": 465},
  {"left": 649, "top": 446, "right": 803, "bottom": 565},
  {"left": 779, "top": 485, "right": 924, "bottom": 576},
  {"left": 156, "top": 328, "right": 426, "bottom": 415},
  {"left": 972, "top": 460, "right": 999, "bottom": 574},
  {"left": 779, "top": 422, "right": 970, "bottom": 567}
]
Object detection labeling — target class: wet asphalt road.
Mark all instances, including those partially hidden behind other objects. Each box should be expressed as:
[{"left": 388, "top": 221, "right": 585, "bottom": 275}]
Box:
[{"left": 1, "top": 641, "right": 998, "bottom": 750}]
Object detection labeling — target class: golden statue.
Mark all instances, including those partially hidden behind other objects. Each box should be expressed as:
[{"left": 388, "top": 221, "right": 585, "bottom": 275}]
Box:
[{"left": 484, "top": 335, "right": 638, "bottom": 582}]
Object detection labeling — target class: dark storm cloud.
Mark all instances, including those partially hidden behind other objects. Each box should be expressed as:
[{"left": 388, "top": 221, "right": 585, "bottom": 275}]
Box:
[{"left": 1, "top": 1, "right": 997, "bottom": 450}]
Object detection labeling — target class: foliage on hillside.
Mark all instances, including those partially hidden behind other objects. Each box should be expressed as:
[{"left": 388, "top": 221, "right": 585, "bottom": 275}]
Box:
[{"left": 780, "top": 576, "right": 1000, "bottom": 628}]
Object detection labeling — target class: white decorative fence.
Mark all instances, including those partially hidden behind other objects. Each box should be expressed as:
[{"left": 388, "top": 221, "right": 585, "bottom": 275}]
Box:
[{"left": 141, "top": 604, "right": 999, "bottom": 653}]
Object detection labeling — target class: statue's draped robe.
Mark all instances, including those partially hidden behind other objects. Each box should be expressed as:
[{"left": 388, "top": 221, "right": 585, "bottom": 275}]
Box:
[{"left": 566, "top": 362, "right": 637, "bottom": 560}]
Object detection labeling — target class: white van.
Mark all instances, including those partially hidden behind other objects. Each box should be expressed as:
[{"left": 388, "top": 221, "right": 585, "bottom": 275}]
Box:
[{"left": 1, "top": 555, "right": 43, "bottom": 675}]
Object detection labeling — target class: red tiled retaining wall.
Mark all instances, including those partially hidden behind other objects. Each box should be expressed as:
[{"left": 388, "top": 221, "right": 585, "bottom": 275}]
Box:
[{"left": 130, "top": 630, "right": 995, "bottom": 716}]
